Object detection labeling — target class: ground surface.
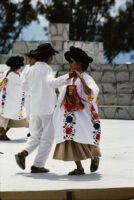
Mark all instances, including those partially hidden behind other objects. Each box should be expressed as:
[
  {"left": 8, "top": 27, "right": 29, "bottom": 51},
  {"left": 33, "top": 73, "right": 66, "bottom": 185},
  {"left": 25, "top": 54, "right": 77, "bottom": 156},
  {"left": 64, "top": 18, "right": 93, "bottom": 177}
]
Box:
[{"left": 0, "top": 119, "right": 134, "bottom": 192}]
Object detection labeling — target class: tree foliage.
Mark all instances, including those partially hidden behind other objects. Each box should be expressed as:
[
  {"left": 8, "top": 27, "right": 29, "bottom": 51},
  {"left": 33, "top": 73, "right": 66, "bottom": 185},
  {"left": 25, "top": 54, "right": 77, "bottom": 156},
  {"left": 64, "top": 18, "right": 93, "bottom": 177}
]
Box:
[
  {"left": 99, "top": 1, "right": 134, "bottom": 62},
  {"left": 0, "top": 0, "right": 38, "bottom": 54},
  {"left": 37, "top": 0, "right": 134, "bottom": 63}
]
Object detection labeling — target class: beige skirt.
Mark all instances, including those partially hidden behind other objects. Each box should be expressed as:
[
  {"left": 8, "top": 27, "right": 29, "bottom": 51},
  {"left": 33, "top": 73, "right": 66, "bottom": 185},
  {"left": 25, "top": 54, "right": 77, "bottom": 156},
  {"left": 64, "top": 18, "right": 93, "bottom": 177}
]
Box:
[
  {"left": 0, "top": 116, "right": 29, "bottom": 130},
  {"left": 53, "top": 140, "right": 101, "bottom": 161}
]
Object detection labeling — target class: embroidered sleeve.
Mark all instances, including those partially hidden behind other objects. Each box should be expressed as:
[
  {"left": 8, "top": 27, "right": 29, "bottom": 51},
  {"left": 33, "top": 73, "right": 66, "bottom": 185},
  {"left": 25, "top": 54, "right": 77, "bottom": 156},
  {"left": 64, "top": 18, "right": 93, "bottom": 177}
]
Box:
[{"left": 84, "top": 75, "right": 99, "bottom": 101}]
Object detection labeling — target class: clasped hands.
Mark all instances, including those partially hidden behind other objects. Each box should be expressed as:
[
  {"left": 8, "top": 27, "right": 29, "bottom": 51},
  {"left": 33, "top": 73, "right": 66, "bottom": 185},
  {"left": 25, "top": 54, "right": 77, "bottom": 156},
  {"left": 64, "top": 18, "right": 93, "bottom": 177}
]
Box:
[{"left": 68, "top": 70, "right": 83, "bottom": 80}]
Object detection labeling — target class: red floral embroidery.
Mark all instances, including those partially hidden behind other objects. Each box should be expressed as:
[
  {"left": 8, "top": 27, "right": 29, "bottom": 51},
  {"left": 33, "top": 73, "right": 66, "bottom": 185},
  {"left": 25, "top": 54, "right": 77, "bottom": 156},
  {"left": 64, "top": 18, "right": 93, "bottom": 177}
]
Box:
[
  {"left": 92, "top": 113, "right": 99, "bottom": 120},
  {"left": 96, "top": 134, "right": 100, "bottom": 140},
  {"left": 91, "top": 105, "right": 95, "bottom": 111},
  {"left": 0, "top": 81, "right": 8, "bottom": 115},
  {"left": 63, "top": 110, "right": 76, "bottom": 140},
  {"left": 1, "top": 102, "right": 5, "bottom": 106},
  {"left": 65, "top": 127, "right": 72, "bottom": 135},
  {"left": 87, "top": 95, "right": 101, "bottom": 145}
]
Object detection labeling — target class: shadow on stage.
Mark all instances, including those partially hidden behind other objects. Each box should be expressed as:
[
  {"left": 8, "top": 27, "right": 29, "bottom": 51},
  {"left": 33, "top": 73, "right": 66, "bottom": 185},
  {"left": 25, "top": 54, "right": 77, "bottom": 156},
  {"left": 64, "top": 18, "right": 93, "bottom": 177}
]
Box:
[
  {"left": 0, "top": 138, "right": 27, "bottom": 143},
  {"left": 16, "top": 172, "right": 102, "bottom": 182}
]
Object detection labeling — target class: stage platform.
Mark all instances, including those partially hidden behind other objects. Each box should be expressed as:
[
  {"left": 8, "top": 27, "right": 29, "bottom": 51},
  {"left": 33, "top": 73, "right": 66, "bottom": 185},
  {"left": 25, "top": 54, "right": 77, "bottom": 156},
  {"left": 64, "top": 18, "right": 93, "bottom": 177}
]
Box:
[{"left": 0, "top": 119, "right": 134, "bottom": 200}]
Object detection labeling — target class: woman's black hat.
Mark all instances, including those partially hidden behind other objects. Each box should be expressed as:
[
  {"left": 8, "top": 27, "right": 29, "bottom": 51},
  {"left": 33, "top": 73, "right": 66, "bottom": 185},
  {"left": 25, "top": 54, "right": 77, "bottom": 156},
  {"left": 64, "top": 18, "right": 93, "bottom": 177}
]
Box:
[{"left": 64, "top": 46, "right": 93, "bottom": 64}]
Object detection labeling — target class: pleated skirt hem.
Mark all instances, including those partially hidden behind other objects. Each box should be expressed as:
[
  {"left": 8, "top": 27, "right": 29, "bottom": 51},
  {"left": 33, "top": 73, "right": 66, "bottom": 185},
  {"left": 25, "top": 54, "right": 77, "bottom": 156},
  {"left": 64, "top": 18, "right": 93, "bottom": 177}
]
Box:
[{"left": 53, "top": 140, "right": 101, "bottom": 161}]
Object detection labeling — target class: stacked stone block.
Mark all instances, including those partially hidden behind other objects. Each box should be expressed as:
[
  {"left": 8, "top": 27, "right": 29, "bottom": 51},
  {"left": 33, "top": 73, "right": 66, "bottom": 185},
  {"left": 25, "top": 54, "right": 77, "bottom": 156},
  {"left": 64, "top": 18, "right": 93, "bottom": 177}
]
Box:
[{"left": 88, "top": 64, "right": 134, "bottom": 119}]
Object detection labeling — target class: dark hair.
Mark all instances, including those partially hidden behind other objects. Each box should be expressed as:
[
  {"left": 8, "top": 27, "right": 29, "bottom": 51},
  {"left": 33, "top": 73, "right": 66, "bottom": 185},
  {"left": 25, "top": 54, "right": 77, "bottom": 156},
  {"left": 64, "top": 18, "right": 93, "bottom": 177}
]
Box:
[
  {"left": 6, "top": 56, "right": 24, "bottom": 70},
  {"left": 64, "top": 46, "right": 93, "bottom": 71}
]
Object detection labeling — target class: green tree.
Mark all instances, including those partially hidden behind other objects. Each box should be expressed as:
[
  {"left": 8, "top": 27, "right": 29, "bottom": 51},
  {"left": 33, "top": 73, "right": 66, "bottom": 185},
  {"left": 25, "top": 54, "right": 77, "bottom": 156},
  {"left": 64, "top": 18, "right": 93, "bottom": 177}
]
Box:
[
  {"left": 37, "top": 0, "right": 134, "bottom": 63},
  {"left": 0, "top": 0, "right": 38, "bottom": 54},
  {"left": 99, "top": 1, "right": 134, "bottom": 62},
  {"left": 37, "top": 0, "right": 115, "bottom": 40}
]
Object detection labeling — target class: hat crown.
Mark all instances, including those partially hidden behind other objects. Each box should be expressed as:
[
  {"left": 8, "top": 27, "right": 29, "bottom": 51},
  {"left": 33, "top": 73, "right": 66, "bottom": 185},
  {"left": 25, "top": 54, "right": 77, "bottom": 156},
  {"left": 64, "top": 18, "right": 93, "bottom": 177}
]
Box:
[
  {"left": 36, "top": 43, "right": 59, "bottom": 57},
  {"left": 38, "top": 43, "right": 54, "bottom": 52},
  {"left": 64, "top": 46, "right": 93, "bottom": 64}
]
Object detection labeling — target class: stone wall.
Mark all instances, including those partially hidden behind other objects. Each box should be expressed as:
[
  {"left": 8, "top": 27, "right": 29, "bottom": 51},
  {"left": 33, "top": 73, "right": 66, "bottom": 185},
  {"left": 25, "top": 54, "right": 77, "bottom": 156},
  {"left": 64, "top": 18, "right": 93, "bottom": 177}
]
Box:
[
  {"left": 0, "top": 54, "right": 10, "bottom": 64},
  {"left": 12, "top": 23, "right": 104, "bottom": 65}
]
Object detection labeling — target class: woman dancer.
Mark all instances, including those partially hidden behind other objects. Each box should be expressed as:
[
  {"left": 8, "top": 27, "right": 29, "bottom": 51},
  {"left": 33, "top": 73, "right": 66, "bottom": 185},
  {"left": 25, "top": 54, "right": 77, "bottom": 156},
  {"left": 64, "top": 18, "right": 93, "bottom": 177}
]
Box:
[{"left": 53, "top": 46, "right": 101, "bottom": 175}]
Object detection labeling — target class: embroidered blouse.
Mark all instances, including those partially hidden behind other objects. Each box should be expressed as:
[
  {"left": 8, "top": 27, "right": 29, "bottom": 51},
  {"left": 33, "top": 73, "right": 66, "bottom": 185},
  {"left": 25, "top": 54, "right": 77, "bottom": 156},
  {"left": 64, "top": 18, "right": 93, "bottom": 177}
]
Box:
[
  {"left": 0, "top": 71, "right": 26, "bottom": 120},
  {"left": 53, "top": 72, "right": 101, "bottom": 146}
]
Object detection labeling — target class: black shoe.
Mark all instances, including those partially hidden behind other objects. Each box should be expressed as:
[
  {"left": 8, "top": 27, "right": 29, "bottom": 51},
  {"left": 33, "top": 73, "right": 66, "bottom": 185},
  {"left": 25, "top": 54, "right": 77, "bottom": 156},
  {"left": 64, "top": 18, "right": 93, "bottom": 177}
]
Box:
[
  {"left": 31, "top": 165, "right": 50, "bottom": 173},
  {"left": 15, "top": 151, "right": 27, "bottom": 170}
]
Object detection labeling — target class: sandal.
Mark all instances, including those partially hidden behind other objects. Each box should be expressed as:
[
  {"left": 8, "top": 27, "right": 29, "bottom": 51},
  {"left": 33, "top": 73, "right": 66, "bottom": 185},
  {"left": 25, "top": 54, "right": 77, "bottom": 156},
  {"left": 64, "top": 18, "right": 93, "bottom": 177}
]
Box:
[
  {"left": 15, "top": 152, "right": 27, "bottom": 170},
  {"left": 68, "top": 168, "right": 85, "bottom": 175},
  {"left": 90, "top": 157, "right": 100, "bottom": 172}
]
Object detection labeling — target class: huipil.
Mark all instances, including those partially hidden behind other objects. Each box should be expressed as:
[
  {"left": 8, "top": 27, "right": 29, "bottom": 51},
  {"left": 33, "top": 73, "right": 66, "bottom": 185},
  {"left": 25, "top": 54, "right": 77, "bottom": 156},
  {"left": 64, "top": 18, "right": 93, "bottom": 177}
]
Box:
[
  {"left": 53, "top": 72, "right": 101, "bottom": 146},
  {"left": 0, "top": 71, "right": 26, "bottom": 120}
]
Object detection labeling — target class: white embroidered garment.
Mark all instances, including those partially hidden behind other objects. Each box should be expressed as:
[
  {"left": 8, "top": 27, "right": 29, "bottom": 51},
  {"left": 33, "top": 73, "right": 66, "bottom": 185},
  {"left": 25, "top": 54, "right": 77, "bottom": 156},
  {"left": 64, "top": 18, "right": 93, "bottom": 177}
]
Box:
[
  {"left": 0, "top": 71, "right": 26, "bottom": 120},
  {"left": 22, "top": 62, "right": 69, "bottom": 115},
  {"left": 21, "top": 65, "right": 30, "bottom": 115},
  {"left": 53, "top": 72, "right": 101, "bottom": 146}
]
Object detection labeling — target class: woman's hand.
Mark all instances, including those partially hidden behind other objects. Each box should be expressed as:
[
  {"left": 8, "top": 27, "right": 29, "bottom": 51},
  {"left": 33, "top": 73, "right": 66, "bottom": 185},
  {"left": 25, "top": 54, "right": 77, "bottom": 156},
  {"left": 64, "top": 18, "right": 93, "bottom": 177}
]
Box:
[
  {"left": 74, "top": 70, "right": 83, "bottom": 80},
  {"left": 74, "top": 70, "right": 92, "bottom": 95}
]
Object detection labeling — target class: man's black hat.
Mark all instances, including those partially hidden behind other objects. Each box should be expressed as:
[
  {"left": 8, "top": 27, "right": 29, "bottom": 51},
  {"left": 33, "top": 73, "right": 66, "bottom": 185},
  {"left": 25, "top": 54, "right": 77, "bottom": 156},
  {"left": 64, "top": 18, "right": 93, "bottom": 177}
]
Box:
[
  {"left": 36, "top": 43, "right": 59, "bottom": 57},
  {"left": 25, "top": 50, "right": 38, "bottom": 58}
]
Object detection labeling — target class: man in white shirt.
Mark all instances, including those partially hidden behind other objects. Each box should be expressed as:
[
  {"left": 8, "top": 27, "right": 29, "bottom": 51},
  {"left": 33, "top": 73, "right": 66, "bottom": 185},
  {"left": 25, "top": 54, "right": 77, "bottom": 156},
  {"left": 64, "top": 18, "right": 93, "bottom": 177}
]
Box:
[
  {"left": 21, "top": 50, "right": 37, "bottom": 134},
  {"left": 15, "top": 43, "right": 70, "bottom": 173}
]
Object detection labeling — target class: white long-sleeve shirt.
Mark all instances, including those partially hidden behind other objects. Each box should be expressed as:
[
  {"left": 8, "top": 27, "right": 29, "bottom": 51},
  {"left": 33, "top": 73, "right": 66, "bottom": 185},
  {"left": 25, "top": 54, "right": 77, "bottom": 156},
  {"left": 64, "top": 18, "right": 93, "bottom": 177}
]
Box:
[
  {"left": 21, "top": 65, "right": 31, "bottom": 115},
  {"left": 22, "top": 61, "right": 69, "bottom": 115}
]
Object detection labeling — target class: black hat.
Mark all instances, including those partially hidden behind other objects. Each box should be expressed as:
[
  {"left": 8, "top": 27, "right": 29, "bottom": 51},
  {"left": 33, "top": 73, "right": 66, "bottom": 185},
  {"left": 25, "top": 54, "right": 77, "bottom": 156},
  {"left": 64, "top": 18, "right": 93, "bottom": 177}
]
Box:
[
  {"left": 25, "top": 50, "right": 38, "bottom": 58},
  {"left": 36, "top": 43, "right": 59, "bottom": 58},
  {"left": 64, "top": 46, "right": 93, "bottom": 64},
  {"left": 6, "top": 56, "right": 24, "bottom": 70}
]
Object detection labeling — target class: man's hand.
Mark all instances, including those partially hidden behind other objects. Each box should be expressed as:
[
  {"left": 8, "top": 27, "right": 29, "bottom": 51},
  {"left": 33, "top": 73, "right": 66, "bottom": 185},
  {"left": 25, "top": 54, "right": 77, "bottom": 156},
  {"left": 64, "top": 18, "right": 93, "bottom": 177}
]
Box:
[{"left": 68, "top": 71, "right": 77, "bottom": 79}]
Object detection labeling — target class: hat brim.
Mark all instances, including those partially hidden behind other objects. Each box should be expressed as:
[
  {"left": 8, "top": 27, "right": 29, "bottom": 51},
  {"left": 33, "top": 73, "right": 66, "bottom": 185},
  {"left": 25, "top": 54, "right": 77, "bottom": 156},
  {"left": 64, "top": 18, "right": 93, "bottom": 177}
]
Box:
[
  {"left": 64, "top": 50, "right": 93, "bottom": 63},
  {"left": 53, "top": 49, "right": 59, "bottom": 54},
  {"left": 25, "top": 50, "right": 38, "bottom": 57}
]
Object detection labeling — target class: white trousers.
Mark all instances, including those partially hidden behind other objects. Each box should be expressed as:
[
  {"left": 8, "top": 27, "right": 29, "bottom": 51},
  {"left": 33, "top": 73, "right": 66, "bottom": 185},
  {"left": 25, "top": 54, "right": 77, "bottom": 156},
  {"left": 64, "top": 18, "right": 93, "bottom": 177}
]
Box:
[{"left": 25, "top": 114, "right": 54, "bottom": 167}]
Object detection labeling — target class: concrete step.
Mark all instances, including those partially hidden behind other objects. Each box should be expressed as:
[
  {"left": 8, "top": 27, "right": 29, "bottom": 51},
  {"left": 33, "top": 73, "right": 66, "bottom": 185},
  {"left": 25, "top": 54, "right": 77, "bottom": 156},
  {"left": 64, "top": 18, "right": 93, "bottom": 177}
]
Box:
[{"left": 99, "top": 105, "right": 134, "bottom": 120}]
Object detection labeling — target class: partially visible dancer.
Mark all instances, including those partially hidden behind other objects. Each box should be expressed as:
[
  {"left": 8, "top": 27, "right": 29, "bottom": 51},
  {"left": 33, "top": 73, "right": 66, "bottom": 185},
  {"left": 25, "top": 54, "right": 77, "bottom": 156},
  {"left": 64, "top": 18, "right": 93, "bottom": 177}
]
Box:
[
  {"left": 21, "top": 50, "right": 37, "bottom": 137},
  {"left": 15, "top": 43, "right": 70, "bottom": 173},
  {"left": 0, "top": 56, "right": 28, "bottom": 140},
  {"left": 21, "top": 49, "right": 37, "bottom": 82},
  {"left": 53, "top": 46, "right": 102, "bottom": 175}
]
